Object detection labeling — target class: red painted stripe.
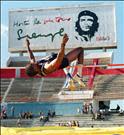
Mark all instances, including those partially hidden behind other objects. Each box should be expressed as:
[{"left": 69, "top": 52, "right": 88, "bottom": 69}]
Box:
[
  {"left": 0, "top": 67, "right": 124, "bottom": 78},
  {"left": 95, "top": 68, "right": 124, "bottom": 75},
  {"left": 0, "top": 68, "right": 16, "bottom": 78}
]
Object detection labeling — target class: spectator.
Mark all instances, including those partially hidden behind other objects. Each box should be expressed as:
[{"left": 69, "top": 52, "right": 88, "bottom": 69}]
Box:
[
  {"left": 75, "top": 120, "right": 80, "bottom": 127},
  {"left": 16, "top": 118, "right": 21, "bottom": 127},
  {"left": 51, "top": 111, "right": 56, "bottom": 117},
  {"left": 39, "top": 112, "right": 44, "bottom": 121},
  {"left": 47, "top": 110, "right": 51, "bottom": 117},
  {"left": 119, "top": 109, "right": 124, "bottom": 116},
  {"left": 2, "top": 111, "right": 8, "bottom": 119},
  {"left": 89, "top": 103, "right": 93, "bottom": 114},
  {"left": 116, "top": 104, "right": 120, "bottom": 111}
]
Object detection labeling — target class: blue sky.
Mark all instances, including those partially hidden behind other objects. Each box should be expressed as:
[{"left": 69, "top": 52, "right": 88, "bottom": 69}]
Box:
[{"left": 1, "top": 1, "right": 124, "bottom": 67}]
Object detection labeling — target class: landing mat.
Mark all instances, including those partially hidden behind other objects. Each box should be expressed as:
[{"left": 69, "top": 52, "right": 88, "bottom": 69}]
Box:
[{"left": 1, "top": 126, "right": 124, "bottom": 135}]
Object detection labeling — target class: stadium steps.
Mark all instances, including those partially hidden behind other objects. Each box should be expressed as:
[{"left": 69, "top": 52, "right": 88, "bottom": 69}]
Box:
[
  {"left": 0, "top": 79, "right": 13, "bottom": 101},
  {"left": 31, "top": 118, "right": 44, "bottom": 127},
  {"left": 4, "top": 78, "right": 65, "bottom": 102},
  {"left": 1, "top": 114, "right": 124, "bottom": 127},
  {"left": 5, "top": 78, "right": 43, "bottom": 102},
  {"left": 44, "top": 114, "right": 124, "bottom": 127},
  {"left": 93, "top": 75, "right": 124, "bottom": 100},
  {"left": 1, "top": 119, "right": 33, "bottom": 127},
  {"left": 1, "top": 75, "right": 124, "bottom": 102},
  {"left": 44, "top": 115, "right": 92, "bottom": 126},
  {"left": 37, "top": 78, "right": 65, "bottom": 101}
]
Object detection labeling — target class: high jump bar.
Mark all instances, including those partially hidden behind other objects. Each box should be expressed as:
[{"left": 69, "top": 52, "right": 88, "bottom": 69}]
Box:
[{"left": 67, "top": 63, "right": 124, "bottom": 68}]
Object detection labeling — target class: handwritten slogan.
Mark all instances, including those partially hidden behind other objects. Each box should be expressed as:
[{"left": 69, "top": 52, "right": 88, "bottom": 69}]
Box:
[
  {"left": 9, "top": 4, "right": 116, "bottom": 52},
  {"left": 13, "top": 17, "right": 71, "bottom": 42}
]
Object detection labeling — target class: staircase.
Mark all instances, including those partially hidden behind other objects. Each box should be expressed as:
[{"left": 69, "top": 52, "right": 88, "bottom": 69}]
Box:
[
  {"left": 2, "top": 78, "right": 65, "bottom": 102},
  {"left": 5, "top": 78, "right": 43, "bottom": 102},
  {"left": 44, "top": 114, "right": 124, "bottom": 127},
  {"left": 38, "top": 78, "right": 65, "bottom": 102},
  {"left": 94, "top": 75, "right": 124, "bottom": 100},
  {"left": 1, "top": 75, "right": 124, "bottom": 102},
  {"left": 1, "top": 78, "right": 13, "bottom": 102},
  {"left": 31, "top": 117, "right": 44, "bottom": 127}
]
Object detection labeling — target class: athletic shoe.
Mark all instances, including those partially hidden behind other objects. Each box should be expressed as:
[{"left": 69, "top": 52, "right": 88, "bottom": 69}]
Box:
[
  {"left": 68, "top": 79, "right": 76, "bottom": 90},
  {"left": 73, "top": 74, "right": 86, "bottom": 87},
  {"left": 62, "top": 79, "right": 76, "bottom": 90}
]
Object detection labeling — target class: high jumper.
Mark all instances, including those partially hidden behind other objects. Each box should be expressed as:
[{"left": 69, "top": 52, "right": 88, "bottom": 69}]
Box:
[{"left": 25, "top": 34, "right": 84, "bottom": 78}]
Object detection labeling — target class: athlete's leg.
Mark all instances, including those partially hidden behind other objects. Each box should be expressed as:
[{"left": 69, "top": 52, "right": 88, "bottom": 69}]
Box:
[
  {"left": 65, "top": 47, "right": 84, "bottom": 77},
  {"left": 65, "top": 47, "right": 84, "bottom": 64}
]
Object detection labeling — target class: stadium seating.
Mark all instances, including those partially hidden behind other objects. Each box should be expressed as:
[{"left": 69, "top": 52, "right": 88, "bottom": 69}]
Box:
[
  {"left": 1, "top": 75, "right": 124, "bottom": 102},
  {"left": 94, "top": 75, "right": 124, "bottom": 100},
  {"left": 1, "top": 79, "right": 13, "bottom": 102},
  {"left": 1, "top": 113, "right": 124, "bottom": 127}
]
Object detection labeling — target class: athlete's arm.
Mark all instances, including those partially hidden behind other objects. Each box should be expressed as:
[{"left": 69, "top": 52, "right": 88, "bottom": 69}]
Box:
[
  {"left": 25, "top": 38, "right": 35, "bottom": 63},
  {"left": 55, "top": 33, "right": 69, "bottom": 63},
  {"left": 44, "top": 34, "right": 69, "bottom": 73}
]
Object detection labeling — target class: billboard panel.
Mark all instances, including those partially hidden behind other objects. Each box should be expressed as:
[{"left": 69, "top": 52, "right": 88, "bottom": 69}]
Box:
[{"left": 9, "top": 3, "right": 116, "bottom": 53}]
